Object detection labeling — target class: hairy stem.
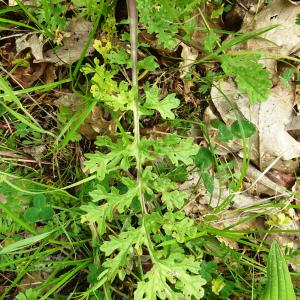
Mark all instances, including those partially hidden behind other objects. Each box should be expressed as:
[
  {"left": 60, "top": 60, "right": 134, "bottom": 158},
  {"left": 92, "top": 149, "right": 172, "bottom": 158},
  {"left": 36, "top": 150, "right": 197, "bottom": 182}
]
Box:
[{"left": 127, "top": 0, "right": 147, "bottom": 214}]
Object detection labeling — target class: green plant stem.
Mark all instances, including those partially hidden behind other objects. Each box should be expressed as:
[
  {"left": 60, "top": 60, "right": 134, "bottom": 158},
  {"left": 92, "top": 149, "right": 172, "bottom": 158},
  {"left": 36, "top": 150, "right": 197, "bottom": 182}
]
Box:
[{"left": 128, "top": 0, "right": 146, "bottom": 215}]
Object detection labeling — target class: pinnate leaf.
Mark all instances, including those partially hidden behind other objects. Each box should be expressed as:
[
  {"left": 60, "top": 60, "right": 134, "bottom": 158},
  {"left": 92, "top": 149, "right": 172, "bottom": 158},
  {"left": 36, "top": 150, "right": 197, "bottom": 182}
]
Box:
[
  {"left": 153, "top": 135, "right": 199, "bottom": 166},
  {"left": 135, "top": 253, "right": 205, "bottom": 299},
  {"left": 100, "top": 228, "right": 144, "bottom": 280},
  {"left": 221, "top": 55, "right": 272, "bottom": 104},
  {"left": 142, "top": 86, "right": 180, "bottom": 119}
]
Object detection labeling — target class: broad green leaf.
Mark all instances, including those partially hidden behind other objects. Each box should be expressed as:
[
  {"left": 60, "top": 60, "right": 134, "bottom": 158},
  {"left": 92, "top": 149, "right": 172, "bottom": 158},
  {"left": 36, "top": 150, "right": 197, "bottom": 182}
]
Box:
[
  {"left": 40, "top": 207, "right": 54, "bottom": 221},
  {"left": 194, "top": 147, "right": 214, "bottom": 170},
  {"left": 230, "top": 119, "right": 256, "bottom": 139},
  {"left": 0, "top": 231, "right": 53, "bottom": 254},
  {"left": 33, "top": 194, "right": 47, "bottom": 208},
  {"left": 260, "top": 242, "right": 296, "bottom": 300},
  {"left": 142, "top": 86, "right": 180, "bottom": 119},
  {"left": 202, "top": 172, "right": 214, "bottom": 193},
  {"left": 211, "top": 119, "right": 233, "bottom": 142},
  {"left": 23, "top": 207, "right": 40, "bottom": 223},
  {"left": 221, "top": 55, "right": 272, "bottom": 104}
]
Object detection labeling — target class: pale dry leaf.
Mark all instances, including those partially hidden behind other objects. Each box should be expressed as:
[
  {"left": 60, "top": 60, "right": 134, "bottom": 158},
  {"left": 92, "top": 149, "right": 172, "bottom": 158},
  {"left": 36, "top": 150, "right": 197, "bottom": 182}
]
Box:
[
  {"left": 16, "top": 33, "right": 44, "bottom": 60},
  {"left": 35, "top": 17, "right": 94, "bottom": 65},
  {"left": 179, "top": 43, "right": 198, "bottom": 79},
  {"left": 211, "top": 79, "right": 300, "bottom": 171},
  {"left": 235, "top": 0, "right": 300, "bottom": 72}
]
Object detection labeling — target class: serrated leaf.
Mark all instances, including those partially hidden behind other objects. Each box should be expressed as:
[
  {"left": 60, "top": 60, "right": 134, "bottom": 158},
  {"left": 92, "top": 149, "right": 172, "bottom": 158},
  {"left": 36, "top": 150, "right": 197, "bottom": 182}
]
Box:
[
  {"left": 296, "top": 13, "right": 300, "bottom": 25},
  {"left": 161, "top": 190, "right": 187, "bottom": 210},
  {"left": 81, "top": 179, "right": 138, "bottom": 235},
  {"left": 221, "top": 55, "right": 272, "bottom": 104},
  {"left": 137, "top": 56, "right": 159, "bottom": 72},
  {"left": 100, "top": 228, "right": 144, "bottom": 280},
  {"left": 260, "top": 242, "right": 296, "bottom": 300},
  {"left": 204, "top": 31, "right": 219, "bottom": 53},
  {"left": 135, "top": 253, "right": 206, "bottom": 300},
  {"left": 80, "top": 203, "right": 108, "bottom": 235},
  {"left": 279, "top": 68, "right": 293, "bottom": 88},
  {"left": 153, "top": 177, "right": 177, "bottom": 193},
  {"left": 153, "top": 135, "right": 199, "bottom": 166},
  {"left": 162, "top": 211, "right": 197, "bottom": 243},
  {"left": 84, "top": 135, "right": 134, "bottom": 180},
  {"left": 142, "top": 86, "right": 180, "bottom": 119}
]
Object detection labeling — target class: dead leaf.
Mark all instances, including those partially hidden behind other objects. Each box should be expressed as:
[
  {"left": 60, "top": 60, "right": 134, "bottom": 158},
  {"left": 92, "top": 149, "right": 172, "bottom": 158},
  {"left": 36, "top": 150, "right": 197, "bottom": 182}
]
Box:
[
  {"left": 54, "top": 93, "right": 116, "bottom": 140},
  {"left": 211, "top": 78, "right": 300, "bottom": 171},
  {"left": 16, "top": 33, "right": 44, "bottom": 61},
  {"left": 12, "top": 63, "right": 46, "bottom": 88},
  {"left": 179, "top": 43, "right": 198, "bottom": 79},
  {"left": 233, "top": 0, "right": 300, "bottom": 72},
  {"left": 23, "top": 145, "right": 46, "bottom": 162},
  {"left": 35, "top": 17, "right": 94, "bottom": 65}
]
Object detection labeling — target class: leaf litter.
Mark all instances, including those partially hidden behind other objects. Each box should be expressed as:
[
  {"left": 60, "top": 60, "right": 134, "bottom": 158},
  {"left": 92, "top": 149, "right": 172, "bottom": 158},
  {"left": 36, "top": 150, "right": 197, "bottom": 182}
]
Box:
[{"left": 183, "top": 0, "right": 300, "bottom": 272}]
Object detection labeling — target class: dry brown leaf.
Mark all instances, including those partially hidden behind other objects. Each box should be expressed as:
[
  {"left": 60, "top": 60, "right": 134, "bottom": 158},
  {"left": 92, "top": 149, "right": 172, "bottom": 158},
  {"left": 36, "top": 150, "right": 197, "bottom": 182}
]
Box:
[
  {"left": 35, "top": 17, "right": 94, "bottom": 65},
  {"left": 16, "top": 33, "right": 44, "bottom": 61},
  {"left": 54, "top": 93, "right": 116, "bottom": 140}
]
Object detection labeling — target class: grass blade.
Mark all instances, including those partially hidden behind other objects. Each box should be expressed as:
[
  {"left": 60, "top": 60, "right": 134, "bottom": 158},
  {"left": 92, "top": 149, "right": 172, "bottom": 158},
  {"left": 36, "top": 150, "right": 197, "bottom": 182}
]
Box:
[
  {"left": 0, "top": 231, "right": 53, "bottom": 254},
  {"left": 260, "top": 242, "right": 296, "bottom": 300}
]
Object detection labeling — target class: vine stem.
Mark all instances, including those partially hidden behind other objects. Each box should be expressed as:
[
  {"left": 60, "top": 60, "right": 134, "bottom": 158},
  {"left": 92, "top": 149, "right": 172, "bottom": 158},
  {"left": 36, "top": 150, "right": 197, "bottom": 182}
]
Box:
[{"left": 127, "top": 0, "right": 147, "bottom": 215}]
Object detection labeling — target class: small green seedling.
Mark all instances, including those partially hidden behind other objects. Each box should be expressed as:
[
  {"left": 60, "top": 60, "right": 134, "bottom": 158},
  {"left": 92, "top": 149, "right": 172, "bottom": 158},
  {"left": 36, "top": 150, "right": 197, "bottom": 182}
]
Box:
[{"left": 23, "top": 195, "right": 54, "bottom": 224}]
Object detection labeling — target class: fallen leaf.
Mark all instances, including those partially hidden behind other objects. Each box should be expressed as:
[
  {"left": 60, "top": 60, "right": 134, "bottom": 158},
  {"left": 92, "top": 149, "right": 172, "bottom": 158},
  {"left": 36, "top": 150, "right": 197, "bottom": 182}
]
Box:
[
  {"left": 35, "top": 17, "right": 94, "bottom": 65},
  {"left": 179, "top": 43, "right": 198, "bottom": 79},
  {"left": 12, "top": 63, "right": 46, "bottom": 88},
  {"left": 54, "top": 93, "right": 116, "bottom": 140},
  {"left": 16, "top": 33, "right": 44, "bottom": 61},
  {"left": 233, "top": 0, "right": 300, "bottom": 72}
]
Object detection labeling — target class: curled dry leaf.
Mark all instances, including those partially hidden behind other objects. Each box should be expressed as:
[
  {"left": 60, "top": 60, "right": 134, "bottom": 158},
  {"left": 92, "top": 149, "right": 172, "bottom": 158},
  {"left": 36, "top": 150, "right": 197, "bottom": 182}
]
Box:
[
  {"left": 35, "top": 17, "right": 94, "bottom": 65},
  {"left": 54, "top": 93, "right": 116, "bottom": 140},
  {"left": 15, "top": 33, "right": 44, "bottom": 61},
  {"left": 211, "top": 80, "right": 300, "bottom": 171},
  {"left": 179, "top": 43, "right": 198, "bottom": 79}
]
